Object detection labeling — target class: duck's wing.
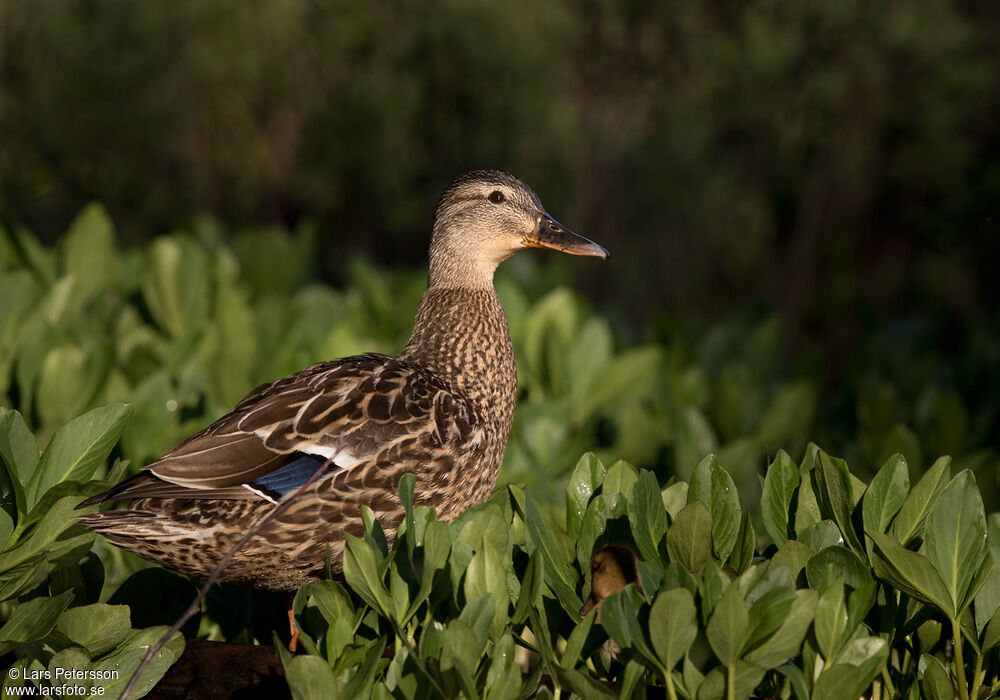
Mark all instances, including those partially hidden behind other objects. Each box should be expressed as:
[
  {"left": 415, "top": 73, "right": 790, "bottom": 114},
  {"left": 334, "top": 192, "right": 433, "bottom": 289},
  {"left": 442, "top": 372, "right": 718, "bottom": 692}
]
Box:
[{"left": 84, "top": 353, "right": 482, "bottom": 504}]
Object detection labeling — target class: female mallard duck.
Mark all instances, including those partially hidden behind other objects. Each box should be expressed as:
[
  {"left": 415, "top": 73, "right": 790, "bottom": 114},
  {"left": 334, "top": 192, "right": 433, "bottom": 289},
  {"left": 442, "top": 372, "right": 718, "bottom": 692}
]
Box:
[{"left": 79, "top": 170, "right": 608, "bottom": 592}]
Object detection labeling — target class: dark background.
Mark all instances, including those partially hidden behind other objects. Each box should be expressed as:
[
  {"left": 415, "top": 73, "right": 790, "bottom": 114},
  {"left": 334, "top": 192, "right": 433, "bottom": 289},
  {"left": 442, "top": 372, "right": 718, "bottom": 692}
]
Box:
[{"left": 2, "top": 0, "right": 998, "bottom": 428}]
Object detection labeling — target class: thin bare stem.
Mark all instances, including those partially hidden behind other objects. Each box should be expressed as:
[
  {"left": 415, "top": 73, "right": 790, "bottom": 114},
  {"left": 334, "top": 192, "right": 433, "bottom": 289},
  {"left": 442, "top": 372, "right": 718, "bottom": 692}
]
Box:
[{"left": 117, "top": 457, "right": 333, "bottom": 700}]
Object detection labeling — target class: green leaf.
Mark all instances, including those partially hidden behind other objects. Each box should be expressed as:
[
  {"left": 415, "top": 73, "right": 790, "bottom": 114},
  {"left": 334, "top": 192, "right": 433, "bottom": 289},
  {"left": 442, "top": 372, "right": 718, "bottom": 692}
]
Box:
[
  {"left": 464, "top": 538, "right": 509, "bottom": 639},
  {"left": 894, "top": 456, "right": 951, "bottom": 546},
  {"left": 561, "top": 608, "right": 596, "bottom": 668},
  {"left": 814, "top": 578, "right": 848, "bottom": 660},
  {"left": 600, "top": 585, "right": 661, "bottom": 671},
  {"left": 744, "top": 589, "right": 817, "bottom": 669},
  {"left": 565, "top": 453, "right": 605, "bottom": 539},
  {"left": 806, "top": 546, "right": 873, "bottom": 591},
  {"left": 797, "top": 520, "right": 843, "bottom": 552},
  {"left": 0, "top": 409, "right": 35, "bottom": 517},
  {"left": 689, "top": 454, "right": 742, "bottom": 561},
  {"left": 342, "top": 534, "right": 393, "bottom": 617},
  {"left": 920, "top": 654, "right": 954, "bottom": 700},
  {"left": 661, "top": 481, "right": 688, "bottom": 519},
  {"left": 61, "top": 203, "right": 117, "bottom": 305},
  {"left": 706, "top": 583, "right": 749, "bottom": 666},
  {"left": 55, "top": 603, "right": 131, "bottom": 656},
  {"left": 811, "top": 638, "right": 888, "bottom": 700},
  {"left": 696, "top": 661, "right": 766, "bottom": 700},
  {"left": 924, "top": 470, "right": 988, "bottom": 616},
  {"left": 726, "top": 511, "right": 755, "bottom": 575},
  {"left": 628, "top": 470, "right": 668, "bottom": 564},
  {"left": 666, "top": 501, "right": 713, "bottom": 574},
  {"left": 1, "top": 496, "right": 91, "bottom": 572},
  {"left": 861, "top": 453, "right": 909, "bottom": 541},
  {"left": 27, "top": 402, "right": 132, "bottom": 507},
  {"left": 649, "top": 588, "right": 698, "bottom": 672},
  {"left": 867, "top": 530, "right": 953, "bottom": 615},
  {"left": 766, "top": 540, "right": 814, "bottom": 580},
  {"left": 524, "top": 494, "right": 582, "bottom": 615},
  {"left": 0, "top": 591, "right": 73, "bottom": 655},
  {"left": 97, "top": 627, "right": 184, "bottom": 699},
  {"left": 812, "top": 452, "right": 863, "bottom": 555},
  {"left": 285, "top": 653, "right": 339, "bottom": 699},
  {"left": 742, "top": 586, "right": 795, "bottom": 657},
  {"left": 603, "top": 460, "right": 638, "bottom": 497},
  {"left": 760, "top": 450, "right": 799, "bottom": 547}
]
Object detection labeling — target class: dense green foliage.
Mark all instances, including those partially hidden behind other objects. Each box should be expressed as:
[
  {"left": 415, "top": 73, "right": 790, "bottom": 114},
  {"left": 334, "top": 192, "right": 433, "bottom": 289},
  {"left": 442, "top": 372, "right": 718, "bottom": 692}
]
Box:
[
  {"left": 281, "top": 449, "right": 1000, "bottom": 699},
  {"left": 0, "top": 406, "right": 184, "bottom": 696}
]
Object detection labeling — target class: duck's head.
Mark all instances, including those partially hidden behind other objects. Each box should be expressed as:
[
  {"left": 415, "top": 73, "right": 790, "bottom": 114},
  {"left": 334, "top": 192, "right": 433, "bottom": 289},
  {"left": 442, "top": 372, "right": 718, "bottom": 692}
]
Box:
[
  {"left": 580, "top": 544, "right": 642, "bottom": 617},
  {"left": 429, "top": 169, "right": 609, "bottom": 289}
]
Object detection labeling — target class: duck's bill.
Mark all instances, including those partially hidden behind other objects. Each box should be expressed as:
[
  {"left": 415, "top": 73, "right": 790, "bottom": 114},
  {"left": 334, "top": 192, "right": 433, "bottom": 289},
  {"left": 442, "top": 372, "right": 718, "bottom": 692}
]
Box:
[{"left": 523, "top": 214, "right": 609, "bottom": 259}]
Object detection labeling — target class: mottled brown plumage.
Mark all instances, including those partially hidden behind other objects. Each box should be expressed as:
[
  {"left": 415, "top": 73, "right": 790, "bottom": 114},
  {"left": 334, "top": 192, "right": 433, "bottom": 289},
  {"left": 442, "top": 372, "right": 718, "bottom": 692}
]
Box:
[{"left": 79, "top": 170, "right": 608, "bottom": 591}]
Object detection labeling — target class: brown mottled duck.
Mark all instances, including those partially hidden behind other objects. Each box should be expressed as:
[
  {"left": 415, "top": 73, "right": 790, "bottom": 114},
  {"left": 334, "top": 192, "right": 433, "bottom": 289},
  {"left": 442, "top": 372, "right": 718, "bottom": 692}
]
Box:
[{"left": 79, "top": 170, "right": 608, "bottom": 592}]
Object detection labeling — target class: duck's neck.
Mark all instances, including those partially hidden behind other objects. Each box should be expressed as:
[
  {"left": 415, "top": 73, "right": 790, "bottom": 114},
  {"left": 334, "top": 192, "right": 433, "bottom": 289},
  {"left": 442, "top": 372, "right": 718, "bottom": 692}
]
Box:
[{"left": 401, "top": 285, "right": 517, "bottom": 421}]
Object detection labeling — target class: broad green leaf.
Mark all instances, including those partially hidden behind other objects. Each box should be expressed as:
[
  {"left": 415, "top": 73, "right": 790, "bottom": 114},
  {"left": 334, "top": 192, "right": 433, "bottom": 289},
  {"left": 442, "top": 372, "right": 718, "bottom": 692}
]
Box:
[
  {"left": 628, "top": 470, "right": 668, "bottom": 563},
  {"left": 811, "top": 638, "right": 888, "bottom": 700},
  {"left": 649, "top": 588, "right": 698, "bottom": 672},
  {"left": 814, "top": 578, "right": 848, "bottom": 660},
  {"left": 862, "top": 453, "right": 909, "bottom": 540},
  {"left": 61, "top": 203, "right": 117, "bottom": 306},
  {"left": 744, "top": 589, "right": 817, "bottom": 669},
  {"left": 486, "top": 635, "right": 522, "bottom": 700},
  {"left": 342, "top": 534, "right": 393, "bottom": 617},
  {"left": 561, "top": 608, "right": 595, "bottom": 668},
  {"left": 812, "top": 452, "right": 863, "bottom": 555},
  {"left": 726, "top": 511, "right": 755, "bottom": 575},
  {"left": 0, "top": 591, "right": 73, "bottom": 655},
  {"left": 285, "top": 653, "right": 339, "bottom": 700},
  {"left": 924, "top": 470, "right": 987, "bottom": 615},
  {"left": 97, "top": 627, "right": 184, "bottom": 699},
  {"left": 766, "top": 540, "right": 813, "bottom": 580},
  {"left": 565, "top": 453, "right": 605, "bottom": 539},
  {"left": 0, "top": 409, "right": 38, "bottom": 506},
  {"left": 974, "top": 566, "right": 1000, "bottom": 637},
  {"left": 27, "top": 402, "right": 132, "bottom": 507},
  {"left": 706, "top": 583, "right": 749, "bottom": 666},
  {"left": 696, "top": 661, "right": 766, "bottom": 700},
  {"left": 798, "top": 520, "right": 843, "bottom": 552},
  {"left": 603, "top": 460, "right": 638, "bottom": 497},
  {"left": 920, "top": 654, "right": 954, "bottom": 700},
  {"left": 666, "top": 501, "right": 713, "bottom": 574},
  {"left": 806, "top": 546, "right": 872, "bottom": 591},
  {"left": 55, "top": 603, "right": 131, "bottom": 656},
  {"left": 988, "top": 513, "right": 1000, "bottom": 566},
  {"left": 894, "top": 456, "right": 951, "bottom": 546},
  {"left": 1, "top": 496, "right": 90, "bottom": 571},
  {"left": 661, "top": 481, "right": 688, "bottom": 519},
  {"left": 742, "top": 586, "right": 795, "bottom": 657},
  {"left": 141, "top": 236, "right": 210, "bottom": 337},
  {"left": 524, "top": 495, "right": 581, "bottom": 614},
  {"left": 868, "top": 530, "right": 953, "bottom": 615},
  {"left": 464, "top": 538, "right": 509, "bottom": 639},
  {"left": 760, "top": 450, "right": 799, "bottom": 547},
  {"left": 689, "top": 454, "right": 741, "bottom": 561},
  {"left": 601, "top": 585, "right": 661, "bottom": 671}
]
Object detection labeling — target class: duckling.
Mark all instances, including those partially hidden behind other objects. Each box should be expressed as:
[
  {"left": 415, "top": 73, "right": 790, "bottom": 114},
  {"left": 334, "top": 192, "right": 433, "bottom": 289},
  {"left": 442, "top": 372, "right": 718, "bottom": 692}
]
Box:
[
  {"left": 581, "top": 545, "right": 643, "bottom": 659},
  {"left": 580, "top": 545, "right": 643, "bottom": 618},
  {"left": 79, "top": 170, "right": 609, "bottom": 592}
]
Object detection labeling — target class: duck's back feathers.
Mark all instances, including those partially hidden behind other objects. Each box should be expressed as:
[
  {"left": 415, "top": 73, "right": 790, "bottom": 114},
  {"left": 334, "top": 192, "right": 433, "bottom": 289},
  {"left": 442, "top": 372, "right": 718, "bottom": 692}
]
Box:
[{"left": 81, "top": 352, "right": 484, "bottom": 508}]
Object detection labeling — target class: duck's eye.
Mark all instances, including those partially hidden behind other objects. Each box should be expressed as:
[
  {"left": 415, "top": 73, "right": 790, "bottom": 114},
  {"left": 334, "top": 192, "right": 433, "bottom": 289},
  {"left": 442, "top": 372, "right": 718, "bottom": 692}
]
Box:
[{"left": 487, "top": 190, "right": 506, "bottom": 204}]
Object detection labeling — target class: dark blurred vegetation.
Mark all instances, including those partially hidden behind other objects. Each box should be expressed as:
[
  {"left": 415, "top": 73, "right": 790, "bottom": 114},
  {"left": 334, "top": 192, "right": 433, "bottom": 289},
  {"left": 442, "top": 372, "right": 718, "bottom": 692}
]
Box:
[
  {"left": 1, "top": 0, "right": 999, "bottom": 494},
  {"left": 3, "top": 0, "right": 998, "bottom": 330}
]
